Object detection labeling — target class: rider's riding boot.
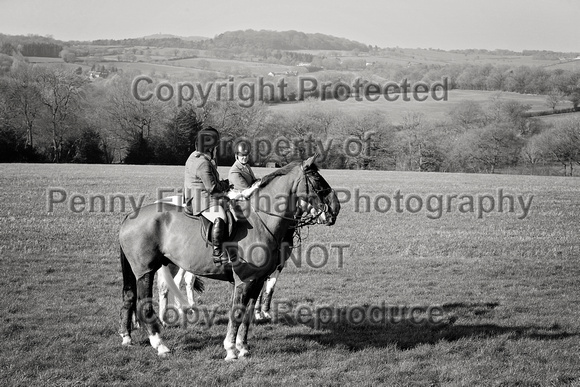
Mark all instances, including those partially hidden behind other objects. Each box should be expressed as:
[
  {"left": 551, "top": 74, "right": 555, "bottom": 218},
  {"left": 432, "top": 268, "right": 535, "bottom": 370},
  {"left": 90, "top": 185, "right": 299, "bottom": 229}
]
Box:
[{"left": 212, "top": 218, "right": 227, "bottom": 266}]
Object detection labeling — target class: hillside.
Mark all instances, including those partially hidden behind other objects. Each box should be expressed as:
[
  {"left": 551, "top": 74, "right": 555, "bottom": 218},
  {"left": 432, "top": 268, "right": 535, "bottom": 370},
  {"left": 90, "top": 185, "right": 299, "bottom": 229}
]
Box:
[
  {"left": 2, "top": 30, "right": 579, "bottom": 66},
  {"left": 140, "top": 33, "right": 208, "bottom": 42},
  {"left": 204, "top": 29, "right": 370, "bottom": 51}
]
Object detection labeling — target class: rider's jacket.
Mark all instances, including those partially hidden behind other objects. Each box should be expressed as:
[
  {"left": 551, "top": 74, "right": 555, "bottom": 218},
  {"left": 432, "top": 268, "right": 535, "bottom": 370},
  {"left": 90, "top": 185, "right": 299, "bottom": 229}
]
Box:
[
  {"left": 184, "top": 151, "right": 228, "bottom": 214},
  {"left": 228, "top": 160, "right": 257, "bottom": 190}
]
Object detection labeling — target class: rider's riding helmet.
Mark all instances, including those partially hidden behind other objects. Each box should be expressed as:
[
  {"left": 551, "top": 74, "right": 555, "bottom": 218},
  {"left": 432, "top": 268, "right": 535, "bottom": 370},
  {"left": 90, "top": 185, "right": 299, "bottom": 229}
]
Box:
[
  {"left": 196, "top": 127, "right": 220, "bottom": 154},
  {"left": 234, "top": 141, "right": 251, "bottom": 157}
]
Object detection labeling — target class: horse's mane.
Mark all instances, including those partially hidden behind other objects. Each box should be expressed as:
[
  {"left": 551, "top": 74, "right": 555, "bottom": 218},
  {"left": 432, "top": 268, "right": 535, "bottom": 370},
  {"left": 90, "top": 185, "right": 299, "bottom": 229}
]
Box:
[{"left": 258, "top": 160, "right": 319, "bottom": 188}]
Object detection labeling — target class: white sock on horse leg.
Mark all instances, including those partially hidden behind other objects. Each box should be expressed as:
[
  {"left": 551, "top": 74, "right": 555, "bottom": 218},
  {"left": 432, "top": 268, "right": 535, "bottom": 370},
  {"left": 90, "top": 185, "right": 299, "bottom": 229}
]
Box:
[
  {"left": 265, "top": 277, "right": 277, "bottom": 293},
  {"left": 149, "top": 333, "right": 170, "bottom": 356},
  {"left": 184, "top": 272, "right": 195, "bottom": 306}
]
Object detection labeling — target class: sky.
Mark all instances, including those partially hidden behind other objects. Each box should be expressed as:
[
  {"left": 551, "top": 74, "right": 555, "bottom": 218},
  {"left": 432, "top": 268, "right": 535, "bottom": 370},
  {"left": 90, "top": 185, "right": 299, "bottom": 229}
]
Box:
[{"left": 2, "top": 0, "right": 578, "bottom": 52}]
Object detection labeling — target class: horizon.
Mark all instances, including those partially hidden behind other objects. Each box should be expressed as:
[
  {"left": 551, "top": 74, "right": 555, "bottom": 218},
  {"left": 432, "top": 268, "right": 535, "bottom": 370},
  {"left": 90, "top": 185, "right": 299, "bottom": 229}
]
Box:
[
  {"left": 2, "top": 29, "right": 578, "bottom": 55},
  {"left": 2, "top": 0, "right": 578, "bottom": 53}
]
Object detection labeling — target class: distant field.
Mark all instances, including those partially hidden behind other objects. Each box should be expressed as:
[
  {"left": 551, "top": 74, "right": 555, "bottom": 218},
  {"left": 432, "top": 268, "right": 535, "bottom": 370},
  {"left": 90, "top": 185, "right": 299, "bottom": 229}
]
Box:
[
  {"left": 108, "top": 61, "right": 217, "bottom": 79},
  {"left": 537, "top": 110, "right": 580, "bottom": 124},
  {"left": 25, "top": 56, "right": 65, "bottom": 63},
  {"left": 20, "top": 54, "right": 577, "bottom": 127},
  {"left": 269, "top": 90, "right": 571, "bottom": 124},
  {"left": 1, "top": 163, "right": 579, "bottom": 386},
  {"left": 54, "top": 43, "right": 579, "bottom": 83},
  {"left": 291, "top": 47, "right": 568, "bottom": 68},
  {"left": 171, "top": 57, "right": 298, "bottom": 75}
]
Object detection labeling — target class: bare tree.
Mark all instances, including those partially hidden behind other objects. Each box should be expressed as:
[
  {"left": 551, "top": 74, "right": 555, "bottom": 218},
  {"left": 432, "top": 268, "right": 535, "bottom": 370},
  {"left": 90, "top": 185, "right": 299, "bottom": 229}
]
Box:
[
  {"left": 104, "top": 74, "right": 167, "bottom": 144},
  {"left": 449, "top": 100, "right": 486, "bottom": 130},
  {"left": 520, "top": 135, "right": 545, "bottom": 168},
  {"left": 538, "top": 117, "right": 580, "bottom": 176},
  {"left": 36, "top": 66, "right": 87, "bottom": 162},
  {"left": 545, "top": 89, "right": 564, "bottom": 112},
  {"left": 332, "top": 111, "right": 390, "bottom": 169},
  {"left": 452, "top": 126, "right": 523, "bottom": 173},
  {"left": 203, "top": 100, "right": 268, "bottom": 139},
  {"left": 0, "top": 62, "right": 43, "bottom": 148}
]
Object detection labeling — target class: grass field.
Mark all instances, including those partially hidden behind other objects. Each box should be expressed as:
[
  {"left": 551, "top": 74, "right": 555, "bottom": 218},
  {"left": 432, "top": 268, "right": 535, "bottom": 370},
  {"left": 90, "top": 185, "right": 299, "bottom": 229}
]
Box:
[
  {"left": 270, "top": 90, "right": 573, "bottom": 125},
  {"left": 1, "top": 163, "right": 579, "bottom": 386},
  {"left": 292, "top": 48, "right": 571, "bottom": 68}
]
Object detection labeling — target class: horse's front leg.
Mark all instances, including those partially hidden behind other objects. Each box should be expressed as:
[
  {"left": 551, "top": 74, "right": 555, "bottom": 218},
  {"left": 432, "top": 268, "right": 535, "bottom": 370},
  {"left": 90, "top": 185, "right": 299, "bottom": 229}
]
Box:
[
  {"left": 254, "top": 269, "right": 281, "bottom": 322},
  {"left": 136, "top": 271, "right": 170, "bottom": 357},
  {"left": 236, "top": 278, "right": 266, "bottom": 358},
  {"left": 260, "top": 276, "right": 277, "bottom": 320},
  {"left": 254, "top": 285, "right": 264, "bottom": 321}
]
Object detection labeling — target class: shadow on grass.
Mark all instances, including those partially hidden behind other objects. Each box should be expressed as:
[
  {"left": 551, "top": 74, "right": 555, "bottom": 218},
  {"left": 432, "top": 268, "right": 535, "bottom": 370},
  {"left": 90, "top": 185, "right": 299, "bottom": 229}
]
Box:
[
  {"left": 135, "top": 302, "right": 576, "bottom": 355},
  {"left": 279, "top": 302, "right": 577, "bottom": 351}
]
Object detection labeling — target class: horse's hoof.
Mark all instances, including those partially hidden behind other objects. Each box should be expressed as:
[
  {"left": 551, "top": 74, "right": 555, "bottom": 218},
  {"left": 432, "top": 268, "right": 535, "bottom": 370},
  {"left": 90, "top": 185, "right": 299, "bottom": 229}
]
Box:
[
  {"left": 121, "top": 335, "right": 133, "bottom": 346},
  {"left": 238, "top": 349, "right": 250, "bottom": 358},
  {"left": 225, "top": 352, "right": 238, "bottom": 361},
  {"left": 157, "top": 344, "right": 171, "bottom": 356}
]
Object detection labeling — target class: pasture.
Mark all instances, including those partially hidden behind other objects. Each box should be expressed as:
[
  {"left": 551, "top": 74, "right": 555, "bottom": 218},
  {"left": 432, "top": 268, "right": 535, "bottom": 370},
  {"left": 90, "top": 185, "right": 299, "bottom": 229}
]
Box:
[
  {"left": 1, "top": 163, "right": 579, "bottom": 386},
  {"left": 292, "top": 48, "right": 569, "bottom": 68},
  {"left": 270, "top": 90, "right": 573, "bottom": 125}
]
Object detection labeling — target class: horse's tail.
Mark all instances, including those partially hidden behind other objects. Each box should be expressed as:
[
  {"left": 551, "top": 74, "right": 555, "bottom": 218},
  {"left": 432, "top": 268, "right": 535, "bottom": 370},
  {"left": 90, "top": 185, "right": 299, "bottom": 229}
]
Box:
[
  {"left": 193, "top": 276, "right": 205, "bottom": 294},
  {"left": 120, "top": 245, "right": 136, "bottom": 287},
  {"left": 158, "top": 265, "right": 204, "bottom": 308}
]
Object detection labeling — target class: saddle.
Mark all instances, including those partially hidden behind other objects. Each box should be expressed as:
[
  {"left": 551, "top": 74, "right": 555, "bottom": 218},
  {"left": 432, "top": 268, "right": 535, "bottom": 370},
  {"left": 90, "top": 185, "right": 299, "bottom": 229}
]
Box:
[
  {"left": 183, "top": 201, "right": 236, "bottom": 245},
  {"left": 156, "top": 189, "right": 257, "bottom": 265},
  {"left": 155, "top": 194, "right": 243, "bottom": 245}
]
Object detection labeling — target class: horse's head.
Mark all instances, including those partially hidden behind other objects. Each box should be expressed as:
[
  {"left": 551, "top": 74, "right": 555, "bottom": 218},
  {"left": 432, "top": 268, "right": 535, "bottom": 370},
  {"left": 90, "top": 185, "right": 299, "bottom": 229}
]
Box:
[
  {"left": 296, "top": 155, "right": 341, "bottom": 226},
  {"left": 256, "top": 155, "right": 340, "bottom": 227}
]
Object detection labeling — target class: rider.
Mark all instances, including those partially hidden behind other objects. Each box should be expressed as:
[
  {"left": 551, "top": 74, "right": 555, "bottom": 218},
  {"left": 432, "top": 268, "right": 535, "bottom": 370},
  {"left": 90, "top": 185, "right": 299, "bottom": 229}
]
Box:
[
  {"left": 184, "top": 127, "right": 230, "bottom": 266},
  {"left": 228, "top": 140, "right": 294, "bottom": 266},
  {"left": 228, "top": 141, "right": 257, "bottom": 190}
]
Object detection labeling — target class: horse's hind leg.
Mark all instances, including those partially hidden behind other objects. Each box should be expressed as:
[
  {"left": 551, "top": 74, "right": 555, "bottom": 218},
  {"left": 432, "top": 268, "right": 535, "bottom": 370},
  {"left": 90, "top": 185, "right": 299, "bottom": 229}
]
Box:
[
  {"left": 136, "top": 270, "right": 170, "bottom": 356},
  {"left": 238, "top": 278, "right": 267, "bottom": 358},
  {"left": 119, "top": 247, "right": 136, "bottom": 346},
  {"left": 184, "top": 271, "right": 196, "bottom": 306},
  {"left": 157, "top": 273, "right": 170, "bottom": 326},
  {"left": 159, "top": 265, "right": 187, "bottom": 326}
]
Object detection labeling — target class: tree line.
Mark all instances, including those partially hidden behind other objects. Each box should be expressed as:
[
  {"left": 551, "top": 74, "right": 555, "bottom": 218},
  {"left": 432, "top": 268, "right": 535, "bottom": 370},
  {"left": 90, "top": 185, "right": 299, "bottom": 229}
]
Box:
[
  {"left": 1, "top": 58, "right": 579, "bottom": 175},
  {"left": 1, "top": 34, "right": 63, "bottom": 57},
  {"left": 91, "top": 29, "right": 371, "bottom": 52}
]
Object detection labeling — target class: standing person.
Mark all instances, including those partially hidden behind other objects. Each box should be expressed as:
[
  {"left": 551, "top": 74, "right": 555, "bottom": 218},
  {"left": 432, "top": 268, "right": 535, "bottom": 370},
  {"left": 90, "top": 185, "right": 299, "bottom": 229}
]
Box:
[
  {"left": 184, "top": 127, "right": 230, "bottom": 266},
  {"left": 228, "top": 141, "right": 257, "bottom": 190}
]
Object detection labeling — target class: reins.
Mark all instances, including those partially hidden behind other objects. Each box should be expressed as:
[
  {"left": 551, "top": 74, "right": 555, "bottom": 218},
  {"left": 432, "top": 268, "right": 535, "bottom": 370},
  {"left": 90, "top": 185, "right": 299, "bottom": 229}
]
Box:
[{"left": 249, "top": 165, "right": 327, "bottom": 249}]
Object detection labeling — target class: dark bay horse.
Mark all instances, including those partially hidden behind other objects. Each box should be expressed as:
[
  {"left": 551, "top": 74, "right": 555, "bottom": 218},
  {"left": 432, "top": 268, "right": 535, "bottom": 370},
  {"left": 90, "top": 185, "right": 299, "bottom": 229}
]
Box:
[{"left": 118, "top": 156, "right": 340, "bottom": 360}]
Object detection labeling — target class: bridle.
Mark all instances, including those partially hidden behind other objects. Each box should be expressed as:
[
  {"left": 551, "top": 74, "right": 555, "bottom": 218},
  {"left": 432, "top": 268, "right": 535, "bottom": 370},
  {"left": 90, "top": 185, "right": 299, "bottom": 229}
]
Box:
[
  {"left": 294, "top": 168, "right": 331, "bottom": 227},
  {"left": 250, "top": 163, "right": 332, "bottom": 247},
  {"left": 252, "top": 165, "right": 329, "bottom": 226}
]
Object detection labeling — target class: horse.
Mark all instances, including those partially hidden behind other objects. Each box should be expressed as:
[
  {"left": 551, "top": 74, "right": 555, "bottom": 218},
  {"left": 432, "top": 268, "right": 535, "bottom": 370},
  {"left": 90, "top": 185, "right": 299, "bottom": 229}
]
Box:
[
  {"left": 158, "top": 244, "right": 286, "bottom": 325},
  {"left": 118, "top": 155, "right": 340, "bottom": 360},
  {"left": 156, "top": 207, "right": 293, "bottom": 326}
]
